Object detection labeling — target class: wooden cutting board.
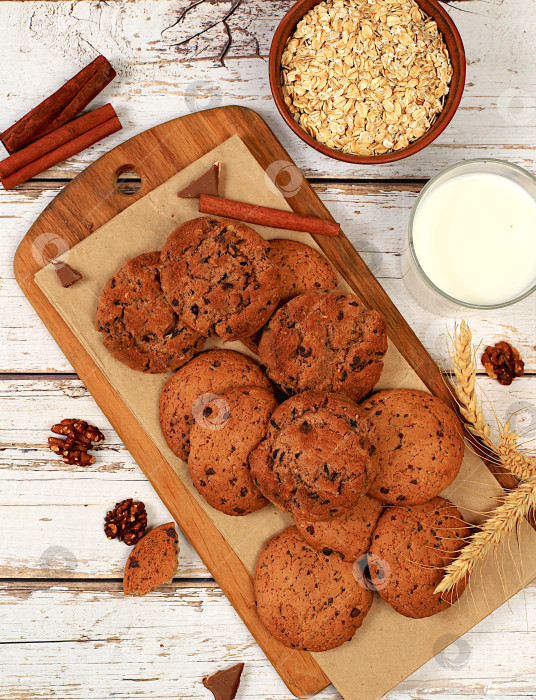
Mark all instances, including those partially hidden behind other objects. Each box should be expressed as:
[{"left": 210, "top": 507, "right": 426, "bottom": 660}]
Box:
[{"left": 12, "top": 106, "right": 509, "bottom": 698}]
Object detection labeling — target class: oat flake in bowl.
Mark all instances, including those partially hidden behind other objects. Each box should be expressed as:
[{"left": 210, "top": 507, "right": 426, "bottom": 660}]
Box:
[{"left": 280, "top": 0, "right": 454, "bottom": 157}]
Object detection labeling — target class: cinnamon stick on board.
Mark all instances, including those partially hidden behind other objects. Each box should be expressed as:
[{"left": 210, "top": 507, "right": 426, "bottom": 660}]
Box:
[
  {"left": 0, "top": 55, "right": 116, "bottom": 154},
  {"left": 199, "top": 194, "right": 341, "bottom": 236},
  {"left": 1, "top": 114, "right": 122, "bottom": 190},
  {"left": 0, "top": 104, "right": 117, "bottom": 179}
]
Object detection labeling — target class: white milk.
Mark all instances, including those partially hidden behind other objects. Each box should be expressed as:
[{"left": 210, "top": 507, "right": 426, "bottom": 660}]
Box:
[{"left": 412, "top": 172, "right": 536, "bottom": 305}]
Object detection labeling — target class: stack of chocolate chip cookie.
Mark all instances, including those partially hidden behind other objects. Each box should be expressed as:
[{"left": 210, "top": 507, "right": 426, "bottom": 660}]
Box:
[
  {"left": 95, "top": 216, "right": 470, "bottom": 653},
  {"left": 254, "top": 387, "right": 469, "bottom": 651}
]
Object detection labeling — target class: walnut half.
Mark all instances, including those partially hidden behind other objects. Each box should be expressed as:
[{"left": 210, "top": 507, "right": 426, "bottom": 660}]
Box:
[
  {"left": 48, "top": 418, "right": 104, "bottom": 466},
  {"left": 104, "top": 499, "right": 147, "bottom": 545},
  {"left": 481, "top": 341, "right": 525, "bottom": 386}
]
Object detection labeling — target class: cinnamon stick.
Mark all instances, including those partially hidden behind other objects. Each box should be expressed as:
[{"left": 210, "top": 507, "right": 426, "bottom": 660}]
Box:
[
  {"left": 1, "top": 115, "right": 122, "bottom": 190},
  {"left": 0, "top": 104, "right": 117, "bottom": 179},
  {"left": 1, "top": 56, "right": 116, "bottom": 154},
  {"left": 199, "top": 194, "right": 341, "bottom": 237}
]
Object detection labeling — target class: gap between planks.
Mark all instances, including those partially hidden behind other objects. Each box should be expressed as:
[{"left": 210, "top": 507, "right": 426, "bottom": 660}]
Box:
[
  {"left": 7, "top": 177, "right": 427, "bottom": 193},
  {"left": 0, "top": 579, "right": 218, "bottom": 589}
]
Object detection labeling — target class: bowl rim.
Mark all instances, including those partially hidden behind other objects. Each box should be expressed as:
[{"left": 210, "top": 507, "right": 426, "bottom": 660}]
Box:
[{"left": 269, "top": 0, "right": 467, "bottom": 165}]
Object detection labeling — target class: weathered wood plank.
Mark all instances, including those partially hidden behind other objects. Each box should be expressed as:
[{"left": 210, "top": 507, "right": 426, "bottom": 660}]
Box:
[
  {"left": 1, "top": 374, "right": 535, "bottom": 580},
  {"left": 1, "top": 181, "right": 535, "bottom": 373},
  {"left": 0, "top": 0, "right": 536, "bottom": 180},
  {"left": 1, "top": 2, "right": 535, "bottom": 696},
  {"left": 1, "top": 581, "right": 536, "bottom": 700},
  {"left": 0, "top": 376, "right": 208, "bottom": 578}
]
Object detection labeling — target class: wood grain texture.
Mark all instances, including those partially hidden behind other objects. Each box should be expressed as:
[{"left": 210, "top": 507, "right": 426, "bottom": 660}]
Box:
[
  {"left": 2, "top": 1, "right": 536, "bottom": 697},
  {"left": 11, "top": 106, "right": 529, "bottom": 695},
  {"left": 2, "top": 374, "right": 535, "bottom": 581},
  {"left": 1, "top": 0, "right": 536, "bottom": 179},
  {"left": 14, "top": 106, "right": 365, "bottom": 698},
  {"left": 2, "top": 180, "right": 535, "bottom": 374},
  {"left": 11, "top": 105, "right": 464, "bottom": 437},
  {"left": 1, "top": 581, "right": 536, "bottom": 700}
]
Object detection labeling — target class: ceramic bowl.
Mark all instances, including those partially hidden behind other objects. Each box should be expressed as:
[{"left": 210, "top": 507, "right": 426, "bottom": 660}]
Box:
[{"left": 269, "top": 0, "right": 466, "bottom": 164}]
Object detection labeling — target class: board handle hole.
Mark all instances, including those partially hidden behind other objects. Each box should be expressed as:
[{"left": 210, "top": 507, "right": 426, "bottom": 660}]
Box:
[{"left": 115, "top": 165, "right": 142, "bottom": 197}]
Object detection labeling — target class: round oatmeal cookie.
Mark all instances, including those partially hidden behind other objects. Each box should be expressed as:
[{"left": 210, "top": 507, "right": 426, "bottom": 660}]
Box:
[
  {"left": 294, "top": 494, "right": 383, "bottom": 560},
  {"left": 258, "top": 291, "right": 387, "bottom": 401},
  {"left": 95, "top": 252, "right": 204, "bottom": 373},
  {"left": 254, "top": 525, "right": 373, "bottom": 651},
  {"left": 159, "top": 349, "right": 273, "bottom": 462},
  {"left": 160, "top": 217, "right": 281, "bottom": 342},
  {"left": 188, "top": 386, "right": 278, "bottom": 516},
  {"left": 369, "top": 497, "right": 471, "bottom": 618},
  {"left": 241, "top": 239, "right": 338, "bottom": 353},
  {"left": 269, "top": 239, "right": 338, "bottom": 305},
  {"left": 361, "top": 389, "right": 464, "bottom": 505},
  {"left": 249, "top": 391, "right": 377, "bottom": 521}
]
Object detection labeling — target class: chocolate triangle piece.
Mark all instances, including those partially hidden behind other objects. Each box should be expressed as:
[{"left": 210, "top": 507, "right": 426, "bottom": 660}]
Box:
[
  {"left": 178, "top": 162, "right": 220, "bottom": 198},
  {"left": 52, "top": 261, "right": 83, "bottom": 288},
  {"left": 202, "top": 663, "right": 244, "bottom": 700}
]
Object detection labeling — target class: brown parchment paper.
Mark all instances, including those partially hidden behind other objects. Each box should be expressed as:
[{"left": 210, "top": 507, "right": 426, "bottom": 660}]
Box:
[{"left": 35, "top": 134, "right": 536, "bottom": 700}]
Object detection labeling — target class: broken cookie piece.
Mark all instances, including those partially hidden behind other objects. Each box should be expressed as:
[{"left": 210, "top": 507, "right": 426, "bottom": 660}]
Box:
[{"left": 123, "top": 523, "right": 179, "bottom": 596}]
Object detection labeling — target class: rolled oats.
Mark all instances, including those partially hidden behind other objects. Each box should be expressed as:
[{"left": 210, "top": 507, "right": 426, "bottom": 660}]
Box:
[{"left": 280, "top": 0, "right": 453, "bottom": 156}]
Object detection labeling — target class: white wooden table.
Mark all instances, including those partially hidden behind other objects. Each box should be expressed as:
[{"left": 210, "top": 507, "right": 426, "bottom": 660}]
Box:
[{"left": 1, "top": 1, "right": 536, "bottom": 698}]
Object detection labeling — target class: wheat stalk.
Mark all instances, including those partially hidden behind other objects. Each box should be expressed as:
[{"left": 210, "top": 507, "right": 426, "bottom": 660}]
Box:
[
  {"left": 497, "top": 421, "right": 536, "bottom": 481},
  {"left": 436, "top": 321, "right": 536, "bottom": 596},
  {"left": 451, "top": 324, "right": 535, "bottom": 479},
  {"left": 450, "top": 320, "right": 491, "bottom": 444},
  {"left": 435, "top": 479, "right": 536, "bottom": 594}
]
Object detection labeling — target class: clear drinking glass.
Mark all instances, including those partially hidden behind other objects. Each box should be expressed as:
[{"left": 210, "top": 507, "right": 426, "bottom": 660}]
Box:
[{"left": 402, "top": 159, "right": 536, "bottom": 315}]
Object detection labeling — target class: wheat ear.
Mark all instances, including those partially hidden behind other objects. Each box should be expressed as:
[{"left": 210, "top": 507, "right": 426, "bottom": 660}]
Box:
[
  {"left": 451, "top": 320, "right": 491, "bottom": 444},
  {"left": 497, "top": 421, "right": 536, "bottom": 481},
  {"left": 437, "top": 321, "right": 536, "bottom": 596},
  {"left": 435, "top": 479, "right": 536, "bottom": 594}
]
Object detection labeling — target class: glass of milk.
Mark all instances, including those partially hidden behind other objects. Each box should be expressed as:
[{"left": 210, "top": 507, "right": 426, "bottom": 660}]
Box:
[{"left": 403, "top": 159, "right": 536, "bottom": 315}]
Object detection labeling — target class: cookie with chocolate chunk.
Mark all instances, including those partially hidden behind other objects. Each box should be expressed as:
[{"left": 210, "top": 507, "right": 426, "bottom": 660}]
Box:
[
  {"left": 160, "top": 217, "right": 280, "bottom": 341},
  {"left": 188, "top": 386, "right": 277, "bottom": 516},
  {"left": 362, "top": 389, "right": 464, "bottom": 505},
  {"left": 242, "top": 239, "right": 338, "bottom": 353},
  {"left": 294, "top": 494, "right": 383, "bottom": 560},
  {"left": 249, "top": 391, "right": 377, "bottom": 521},
  {"left": 123, "top": 523, "right": 179, "bottom": 596},
  {"left": 159, "top": 349, "right": 273, "bottom": 462},
  {"left": 369, "top": 497, "right": 470, "bottom": 618},
  {"left": 96, "top": 252, "right": 204, "bottom": 373},
  {"left": 269, "top": 238, "right": 338, "bottom": 304},
  {"left": 258, "top": 291, "right": 387, "bottom": 401},
  {"left": 254, "top": 526, "right": 373, "bottom": 651}
]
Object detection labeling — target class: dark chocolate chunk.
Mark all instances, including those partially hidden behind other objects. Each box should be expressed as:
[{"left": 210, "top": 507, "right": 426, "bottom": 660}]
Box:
[
  {"left": 202, "top": 663, "right": 244, "bottom": 700},
  {"left": 53, "top": 261, "right": 82, "bottom": 288},
  {"left": 177, "top": 162, "right": 220, "bottom": 198}
]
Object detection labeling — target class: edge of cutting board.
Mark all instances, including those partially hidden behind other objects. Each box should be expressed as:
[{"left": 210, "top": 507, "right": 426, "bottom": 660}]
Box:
[{"left": 13, "top": 105, "right": 516, "bottom": 698}]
